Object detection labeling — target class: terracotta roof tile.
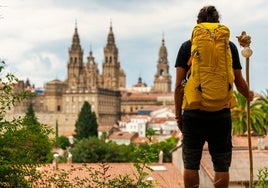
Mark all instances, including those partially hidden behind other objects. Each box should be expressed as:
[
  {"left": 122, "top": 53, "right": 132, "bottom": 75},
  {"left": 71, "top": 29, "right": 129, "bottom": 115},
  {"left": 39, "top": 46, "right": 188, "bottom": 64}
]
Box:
[
  {"left": 121, "top": 92, "right": 173, "bottom": 100},
  {"left": 109, "top": 131, "right": 137, "bottom": 139},
  {"left": 149, "top": 117, "right": 169, "bottom": 124},
  {"left": 39, "top": 163, "right": 184, "bottom": 187},
  {"left": 62, "top": 131, "right": 75, "bottom": 137}
]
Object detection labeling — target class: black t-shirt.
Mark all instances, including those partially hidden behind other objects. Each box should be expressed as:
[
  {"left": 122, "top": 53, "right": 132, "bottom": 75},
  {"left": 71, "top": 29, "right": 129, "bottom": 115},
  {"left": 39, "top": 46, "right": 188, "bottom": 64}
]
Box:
[{"left": 175, "top": 40, "right": 242, "bottom": 71}]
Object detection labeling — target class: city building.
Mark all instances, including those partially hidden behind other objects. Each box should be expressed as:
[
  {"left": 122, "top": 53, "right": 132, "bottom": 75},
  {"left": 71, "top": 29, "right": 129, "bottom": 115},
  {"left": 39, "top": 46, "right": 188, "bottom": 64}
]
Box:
[{"left": 9, "top": 23, "right": 174, "bottom": 136}]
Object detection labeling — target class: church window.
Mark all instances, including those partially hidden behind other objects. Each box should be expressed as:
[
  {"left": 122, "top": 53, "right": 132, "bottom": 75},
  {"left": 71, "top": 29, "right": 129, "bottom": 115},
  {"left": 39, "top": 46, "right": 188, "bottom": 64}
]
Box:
[
  {"left": 72, "top": 96, "right": 76, "bottom": 102},
  {"left": 57, "top": 105, "right": 61, "bottom": 112},
  {"left": 65, "top": 115, "right": 68, "bottom": 121}
]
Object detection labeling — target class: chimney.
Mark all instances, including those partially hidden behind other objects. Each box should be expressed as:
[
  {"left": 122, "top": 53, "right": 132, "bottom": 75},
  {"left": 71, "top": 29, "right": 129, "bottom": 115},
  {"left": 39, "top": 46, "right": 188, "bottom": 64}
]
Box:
[
  {"left": 67, "top": 152, "right": 72, "bottom": 165},
  {"left": 53, "top": 153, "right": 59, "bottom": 170},
  {"left": 158, "top": 150, "right": 163, "bottom": 164}
]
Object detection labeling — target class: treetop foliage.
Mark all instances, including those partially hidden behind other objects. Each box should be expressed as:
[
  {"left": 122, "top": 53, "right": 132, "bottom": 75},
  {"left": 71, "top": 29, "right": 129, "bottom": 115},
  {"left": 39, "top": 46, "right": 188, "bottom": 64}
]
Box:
[{"left": 75, "top": 101, "right": 98, "bottom": 140}]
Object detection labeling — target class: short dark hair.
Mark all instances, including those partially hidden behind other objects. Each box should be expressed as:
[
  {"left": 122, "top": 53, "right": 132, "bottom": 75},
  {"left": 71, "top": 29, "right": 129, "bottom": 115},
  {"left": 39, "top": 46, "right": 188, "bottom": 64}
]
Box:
[{"left": 197, "top": 6, "right": 219, "bottom": 23}]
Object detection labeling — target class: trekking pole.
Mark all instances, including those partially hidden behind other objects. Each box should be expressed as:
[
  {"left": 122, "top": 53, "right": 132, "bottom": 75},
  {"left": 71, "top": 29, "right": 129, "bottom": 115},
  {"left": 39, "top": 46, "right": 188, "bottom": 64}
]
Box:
[{"left": 236, "top": 31, "right": 253, "bottom": 188}]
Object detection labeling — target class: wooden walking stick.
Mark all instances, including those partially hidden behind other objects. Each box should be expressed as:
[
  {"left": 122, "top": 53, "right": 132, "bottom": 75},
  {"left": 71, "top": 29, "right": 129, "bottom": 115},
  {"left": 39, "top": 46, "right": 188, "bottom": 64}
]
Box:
[{"left": 237, "top": 31, "right": 253, "bottom": 188}]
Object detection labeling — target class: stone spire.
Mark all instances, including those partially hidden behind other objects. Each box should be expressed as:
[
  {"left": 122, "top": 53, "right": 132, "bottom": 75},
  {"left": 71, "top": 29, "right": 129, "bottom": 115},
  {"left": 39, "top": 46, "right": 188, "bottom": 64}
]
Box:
[
  {"left": 151, "top": 36, "right": 172, "bottom": 93},
  {"left": 107, "top": 23, "right": 115, "bottom": 46},
  {"left": 70, "top": 21, "right": 82, "bottom": 52},
  {"left": 67, "top": 22, "right": 84, "bottom": 90},
  {"left": 102, "top": 23, "right": 120, "bottom": 90},
  {"left": 158, "top": 37, "right": 168, "bottom": 63}
]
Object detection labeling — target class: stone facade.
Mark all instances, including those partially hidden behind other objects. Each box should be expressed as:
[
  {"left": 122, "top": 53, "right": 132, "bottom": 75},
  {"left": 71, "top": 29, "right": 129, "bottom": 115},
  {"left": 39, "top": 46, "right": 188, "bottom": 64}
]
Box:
[
  {"left": 151, "top": 38, "right": 172, "bottom": 93},
  {"left": 9, "top": 24, "right": 173, "bottom": 136}
]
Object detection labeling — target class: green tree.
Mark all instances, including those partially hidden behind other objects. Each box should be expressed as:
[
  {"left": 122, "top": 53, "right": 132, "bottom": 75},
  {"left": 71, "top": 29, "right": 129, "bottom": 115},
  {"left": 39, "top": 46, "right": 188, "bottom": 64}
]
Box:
[
  {"left": 71, "top": 135, "right": 178, "bottom": 163},
  {"left": 23, "top": 103, "right": 38, "bottom": 125},
  {"left": 20, "top": 103, "right": 53, "bottom": 163},
  {"left": 146, "top": 127, "right": 156, "bottom": 142},
  {"left": 0, "top": 61, "right": 55, "bottom": 187},
  {"left": 55, "top": 119, "right": 59, "bottom": 138},
  {"left": 74, "top": 101, "right": 98, "bottom": 140},
  {"left": 150, "top": 137, "right": 178, "bottom": 162},
  {"left": 0, "top": 63, "right": 29, "bottom": 186},
  {"left": 232, "top": 91, "right": 267, "bottom": 135},
  {"left": 1, "top": 121, "right": 52, "bottom": 164},
  {"left": 56, "top": 135, "right": 71, "bottom": 150},
  {"left": 71, "top": 137, "right": 126, "bottom": 162},
  {"left": 53, "top": 119, "right": 71, "bottom": 150}
]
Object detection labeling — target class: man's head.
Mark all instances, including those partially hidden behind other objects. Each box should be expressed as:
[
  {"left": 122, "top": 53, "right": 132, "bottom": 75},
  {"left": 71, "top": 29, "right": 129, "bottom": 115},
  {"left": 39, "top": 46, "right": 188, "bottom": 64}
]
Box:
[{"left": 197, "top": 5, "right": 220, "bottom": 23}]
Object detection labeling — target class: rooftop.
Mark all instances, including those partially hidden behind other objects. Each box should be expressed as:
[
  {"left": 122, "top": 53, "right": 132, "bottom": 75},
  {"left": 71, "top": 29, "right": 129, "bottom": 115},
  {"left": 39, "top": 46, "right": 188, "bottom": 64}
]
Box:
[{"left": 40, "top": 163, "right": 184, "bottom": 187}]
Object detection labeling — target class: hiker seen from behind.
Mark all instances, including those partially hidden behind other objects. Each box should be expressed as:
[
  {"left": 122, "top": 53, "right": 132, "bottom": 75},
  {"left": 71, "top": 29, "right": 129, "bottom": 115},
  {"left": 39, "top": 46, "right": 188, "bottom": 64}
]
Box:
[{"left": 174, "top": 5, "right": 254, "bottom": 188}]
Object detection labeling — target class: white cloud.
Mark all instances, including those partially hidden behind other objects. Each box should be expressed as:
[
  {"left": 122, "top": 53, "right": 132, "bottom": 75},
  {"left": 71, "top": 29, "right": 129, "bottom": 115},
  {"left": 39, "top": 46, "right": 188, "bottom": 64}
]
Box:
[{"left": 0, "top": 0, "right": 267, "bottom": 92}]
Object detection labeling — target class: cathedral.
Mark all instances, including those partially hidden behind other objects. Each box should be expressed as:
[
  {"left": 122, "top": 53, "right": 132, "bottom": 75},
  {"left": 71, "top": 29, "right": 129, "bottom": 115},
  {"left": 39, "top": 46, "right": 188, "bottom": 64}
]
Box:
[{"left": 11, "top": 24, "right": 174, "bottom": 135}]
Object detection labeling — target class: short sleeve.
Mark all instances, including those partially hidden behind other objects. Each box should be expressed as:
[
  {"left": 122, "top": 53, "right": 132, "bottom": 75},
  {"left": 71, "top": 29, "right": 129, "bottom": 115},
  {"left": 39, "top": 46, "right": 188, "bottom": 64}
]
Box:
[
  {"left": 230, "top": 41, "right": 242, "bottom": 70},
  {"left": 175, "top": 40, "right": 191, "bottom": 71}
]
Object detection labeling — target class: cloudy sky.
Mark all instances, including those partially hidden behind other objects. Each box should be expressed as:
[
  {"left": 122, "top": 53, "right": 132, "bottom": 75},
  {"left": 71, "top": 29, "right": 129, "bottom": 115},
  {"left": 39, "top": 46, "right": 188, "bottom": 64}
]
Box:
[{"left": 0, "top": 0, "right": 267, "bottom": 93}]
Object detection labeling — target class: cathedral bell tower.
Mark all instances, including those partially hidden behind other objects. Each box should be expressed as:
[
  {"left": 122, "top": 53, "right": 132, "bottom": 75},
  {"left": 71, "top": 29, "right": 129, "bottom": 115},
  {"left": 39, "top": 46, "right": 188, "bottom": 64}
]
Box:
[
  {"left": 102, "top": 24, "right": 120, "bottom": 90},
  {"left": 67, "top": 23, "right": 84, "bottom": 90},
  {"left": 151, "top": 37, "right": 172, "bottom": 93}
]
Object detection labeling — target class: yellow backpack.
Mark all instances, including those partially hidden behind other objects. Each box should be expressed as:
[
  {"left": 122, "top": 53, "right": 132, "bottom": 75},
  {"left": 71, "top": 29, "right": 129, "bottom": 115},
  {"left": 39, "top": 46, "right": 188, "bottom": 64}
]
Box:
[{"left": 182, "top": 22, "right": 236, "bottom": 111}]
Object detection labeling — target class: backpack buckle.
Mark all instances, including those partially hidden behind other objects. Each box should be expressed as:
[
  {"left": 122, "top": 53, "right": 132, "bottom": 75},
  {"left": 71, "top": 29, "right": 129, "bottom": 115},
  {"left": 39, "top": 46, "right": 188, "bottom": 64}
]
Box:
[{"left": 211, "top": 32, "right": 215, "bottom": 38}]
